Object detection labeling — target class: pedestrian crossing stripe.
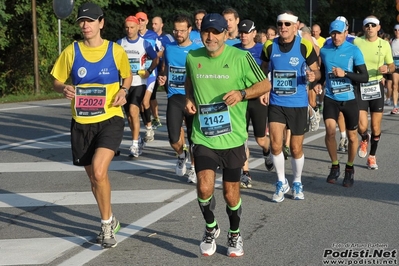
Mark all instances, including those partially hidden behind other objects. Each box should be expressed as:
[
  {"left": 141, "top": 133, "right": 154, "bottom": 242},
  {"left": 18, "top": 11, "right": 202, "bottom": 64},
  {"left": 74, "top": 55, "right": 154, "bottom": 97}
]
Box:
[
  {"left": 0, "top": 114, "right": 326, "bottom": 265},
  {"left": 0, "top": 189, "right": 188, "bottom": 265},
  {"left": 0, "top": 189, "right": 186, "bottom": 208},
  {"left": 8, "top": 139, "right": 260, "bottom": 150},
  {"left": 0, "top": 159, "right": 178, "bottom": 173}
]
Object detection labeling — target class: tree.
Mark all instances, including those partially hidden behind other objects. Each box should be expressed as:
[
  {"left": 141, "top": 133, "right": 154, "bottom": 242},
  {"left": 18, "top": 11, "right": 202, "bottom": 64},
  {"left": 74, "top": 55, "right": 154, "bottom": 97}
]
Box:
[{"left": 0, "top": 0, "right": 143, "bottom": 97}]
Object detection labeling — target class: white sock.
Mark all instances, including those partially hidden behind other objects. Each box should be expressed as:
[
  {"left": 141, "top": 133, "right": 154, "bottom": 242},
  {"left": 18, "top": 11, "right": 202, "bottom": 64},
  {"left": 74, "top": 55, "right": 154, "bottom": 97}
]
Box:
[
  {"left": 340, "top": 131, "right": 347, "bottom": 139},
  {"left": 291, "top": 154, "right": 304, "bottom": 183},
  {"left": 101, "top": 215, "right": 112, "bottom": 224},
  {"left": 272, "top": 152, "right": 285, "bottom": 182},
  {"left": 132, "top": 140, "right": 138, "bottom": 146}
]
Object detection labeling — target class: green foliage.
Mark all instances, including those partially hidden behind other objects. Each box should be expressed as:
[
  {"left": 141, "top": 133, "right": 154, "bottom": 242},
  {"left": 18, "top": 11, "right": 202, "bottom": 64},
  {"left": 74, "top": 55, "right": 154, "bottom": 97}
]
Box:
[
  {"left": 0, "top": 1, "right": 11, "bottom": 53},
  {"left": 0, "top": 0, "right": 397, "bottom": 98},
  {"left": 0, "top": 0, "right": 144, "bottom": 97}
]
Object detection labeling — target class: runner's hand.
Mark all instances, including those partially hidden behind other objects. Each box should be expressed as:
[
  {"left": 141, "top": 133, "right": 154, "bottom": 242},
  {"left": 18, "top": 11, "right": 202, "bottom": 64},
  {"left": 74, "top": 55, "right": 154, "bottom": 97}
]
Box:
[
  {"left": 62, "top": 85, "right": 75, "bottom": 100},
  {"left": 259, "top": 92, "right": 269, "bottom": 106},
  {"left": 185, "top": 98, "right": 197, "bottom": 114},
  {"left": 306, "top": 70, "right": 316, "bottom": 82},
  {"left": 223, "top": 90, "right": 242, "bottom": 107},
  {"left": 158, "top": 75, "right": 167, "bottom": 86},
  {"left": 112, "top": 90, "right": 127, "bottom": 107},
  {"left": 313, "top": 84, "right": 323, "bottom": 95}
]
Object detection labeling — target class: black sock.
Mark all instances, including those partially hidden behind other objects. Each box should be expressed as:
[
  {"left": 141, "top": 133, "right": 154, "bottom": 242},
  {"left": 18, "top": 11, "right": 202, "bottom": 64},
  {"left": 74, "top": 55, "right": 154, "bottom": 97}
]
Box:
[{"left": 263, "top": 149, "right": 270, "bottom": 156}]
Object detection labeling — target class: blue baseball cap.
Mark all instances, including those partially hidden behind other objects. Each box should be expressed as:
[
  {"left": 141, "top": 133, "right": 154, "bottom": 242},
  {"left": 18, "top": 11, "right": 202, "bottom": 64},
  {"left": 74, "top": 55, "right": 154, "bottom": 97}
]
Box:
[
  {"left": 201, "top": 13, "right": 227, "bottom": 33},
  {"left": 329, "top": 20, "right": 346, "bottom": 34}
]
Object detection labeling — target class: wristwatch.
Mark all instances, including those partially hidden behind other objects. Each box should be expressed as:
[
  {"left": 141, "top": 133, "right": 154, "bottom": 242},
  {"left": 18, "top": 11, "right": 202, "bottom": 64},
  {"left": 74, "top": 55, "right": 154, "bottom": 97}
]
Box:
[
  {"left": 120, "top": 86, "right": 129, "bottom": 95},
  {"left": 239, "top": 89, "right": 246, "bottom": 100}
]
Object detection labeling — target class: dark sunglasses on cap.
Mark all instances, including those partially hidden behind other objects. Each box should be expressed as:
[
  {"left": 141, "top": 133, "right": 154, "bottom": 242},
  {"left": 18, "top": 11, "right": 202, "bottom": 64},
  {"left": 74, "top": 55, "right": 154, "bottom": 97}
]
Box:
[
  {"left": 364, "top": 23, "right": 377, "bottom": 28},
  {"left": 277, "top": 21, "right": 292, "bottom": 27}
]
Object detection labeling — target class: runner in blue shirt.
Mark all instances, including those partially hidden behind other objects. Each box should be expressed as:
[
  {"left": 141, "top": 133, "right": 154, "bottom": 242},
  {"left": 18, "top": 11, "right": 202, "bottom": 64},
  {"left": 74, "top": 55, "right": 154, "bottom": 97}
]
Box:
[
  {"left": 189, "top": 9, "right": 206, "bottom": 47},
  {"left": 260, "top": 11, "right": 320, "bottom": 202},
  {"left": 325, "top": 16, "right": 357, "bottom": 153},
  {"left": 150, "top": 16, "right": 175, "bottom": 129},
  {"left": 222, "top": 8, "right": 240, "bottom": 46},
  {"left": 233, "top": 19, "right": 274, "bottom": 189},
  {"left": 158, "top": 14, "right": 201, "bottom": 184},
  {"left": 314, "top": 19, "right": 368, "bottom": 187},
  {"left": 136, "top": 11, "right": 162, "bottom": 142}
]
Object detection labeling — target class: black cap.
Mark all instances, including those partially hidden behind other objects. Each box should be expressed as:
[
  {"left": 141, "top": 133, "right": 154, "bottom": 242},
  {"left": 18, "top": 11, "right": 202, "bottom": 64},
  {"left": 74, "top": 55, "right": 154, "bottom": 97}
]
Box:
[
  {"left": 76, "top": 2, "right": 103, "bottom": 21},
  {"left": 201, "top": 13, "right": 228, "bottom": 33},
  {"left": 238, "top": 19, "right": 256, "bottom": 33}
]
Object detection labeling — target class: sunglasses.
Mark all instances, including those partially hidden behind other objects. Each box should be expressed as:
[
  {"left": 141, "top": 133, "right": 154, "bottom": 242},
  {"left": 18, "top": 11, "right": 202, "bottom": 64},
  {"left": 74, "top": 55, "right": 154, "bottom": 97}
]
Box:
[
  {"left": 364, "top": 23, "right": 377, "bottom": 28},
  {"left": 395, "top": 29, "right": 399, "bottom": 31},
  {"left": 173, "top": 29, "right": 188, "bottom": 34},
  {"left": 277, "top": 21, "right": 292, "bottom": 27}
]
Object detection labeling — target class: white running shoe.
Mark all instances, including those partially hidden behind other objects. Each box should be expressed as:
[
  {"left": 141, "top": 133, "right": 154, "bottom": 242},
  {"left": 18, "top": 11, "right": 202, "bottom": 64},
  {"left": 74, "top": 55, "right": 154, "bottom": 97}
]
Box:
[
  {"left": 144, "top": 127, "right": 154, "bottom": 142},
  {"left": 175, "top": 150, "right": 188, "bottom": 176},
  {"left": 129, "top": 145, "right": 139, "bottom": 157},
  {"left": 272, "top": 179, "right": 290, "bottom": 202},
  {"left": 226, "top": 232, "right": 244, "bottom": 257},
  {"left": 292, "top": 182, "right": 304, "bottom": 200},
  {"left": 308, "top": 105, "right": 320, "bottom": 132},
  {"left": 338, "top": 137, "right": 348, "bottom": 152},
  {"left": 186, "top": 168, "right": 197, "bottom": 183},
  {"left": 200, "top": 226, "right": 220, "bottom": 256}
]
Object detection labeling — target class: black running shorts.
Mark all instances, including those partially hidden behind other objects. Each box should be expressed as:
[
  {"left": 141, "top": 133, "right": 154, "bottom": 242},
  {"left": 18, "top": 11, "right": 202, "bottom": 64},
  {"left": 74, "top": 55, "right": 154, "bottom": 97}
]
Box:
[
  {"left": 192, "top": 144, "right": 246, "bottom": 182},
  {"left": 70, "top": 116, "right": 124, "bottom": 166},
  {"left": 268, "top": 105, "right": 308, "bottom": 135}
]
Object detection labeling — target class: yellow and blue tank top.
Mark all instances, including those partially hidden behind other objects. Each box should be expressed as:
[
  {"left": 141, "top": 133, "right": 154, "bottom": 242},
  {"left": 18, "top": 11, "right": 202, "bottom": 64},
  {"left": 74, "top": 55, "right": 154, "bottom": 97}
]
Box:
[{"left": 70, "top": 41, "right": 123, "bottom": 123}]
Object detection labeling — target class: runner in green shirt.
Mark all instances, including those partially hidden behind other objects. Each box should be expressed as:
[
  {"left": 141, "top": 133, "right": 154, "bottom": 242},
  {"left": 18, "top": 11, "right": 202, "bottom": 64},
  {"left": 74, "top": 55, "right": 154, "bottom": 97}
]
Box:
[
  {"left": 185, "top": 13, "right": 270, "bottom": 257},
  {"left": 354, "top": 15, "right": 394, "bottom": 174}
]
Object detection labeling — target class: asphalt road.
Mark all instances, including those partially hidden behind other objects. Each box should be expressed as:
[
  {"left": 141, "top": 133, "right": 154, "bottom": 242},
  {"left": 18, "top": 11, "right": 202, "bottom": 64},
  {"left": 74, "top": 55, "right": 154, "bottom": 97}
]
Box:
[{"left": 0, "top": 94, "right": 398, "bottom": 266}]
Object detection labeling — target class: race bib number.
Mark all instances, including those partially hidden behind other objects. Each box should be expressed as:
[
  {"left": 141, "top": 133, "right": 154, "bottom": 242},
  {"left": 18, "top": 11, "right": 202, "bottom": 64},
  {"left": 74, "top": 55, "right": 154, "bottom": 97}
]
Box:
[
  {"left": 328, "top": 73, "right": 351, "bottom": 94},
  {"left": 198, "top": 102, "right": 232, "bottom": 137},
  {"left": 273, "top": 70, "right": 297, "bottom": 95},
  {"left": 129, "top": 58, "right": 140, "bottom": 74},
  {"left": 360, "top": 80, "right": 381, "bottom": 100},
  {"left": 75, "top": 86, "right": 106, "bottom": 117},
  {"left": 167, "top": 65, "right": 186, "bottom": 89}
]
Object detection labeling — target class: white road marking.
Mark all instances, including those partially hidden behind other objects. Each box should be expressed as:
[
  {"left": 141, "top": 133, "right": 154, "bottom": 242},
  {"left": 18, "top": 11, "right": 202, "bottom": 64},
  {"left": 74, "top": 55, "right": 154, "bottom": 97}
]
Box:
[
  {"left": 0, "top": 236, "right": 90, "bottom": 266},
  {"left": 0, "top": 102, "right": 69, "bottom": 112},
  {"left": 58, "top": 179, "right": 225, "bottom": 266},
  {"left": 0, "top": 115, "right": 333, "bottom": 265},
  {"left": 0, "top": 160, "right": 178, "bottom": 172},
  {"left": 0, "top": 189, "right": 186, "bottom": 208},
  {"left": 0, "top": 133, "right": 69, "bottom": 150},
  {"left": 9, "top": 139, "right": 261, "bottom": 150}
]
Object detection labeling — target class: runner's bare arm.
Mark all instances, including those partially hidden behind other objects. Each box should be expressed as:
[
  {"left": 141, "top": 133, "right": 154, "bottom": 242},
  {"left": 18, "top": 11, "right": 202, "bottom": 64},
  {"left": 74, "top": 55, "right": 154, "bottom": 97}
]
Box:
[
  {"left": 53, "top": 79, "right": 75, "bottom": 100},
  {"left": 223, "top": 78, "right": 271, "bottom": 107},
  {"left": 185, "top": 76, "right": 196, "bottom": 114}
]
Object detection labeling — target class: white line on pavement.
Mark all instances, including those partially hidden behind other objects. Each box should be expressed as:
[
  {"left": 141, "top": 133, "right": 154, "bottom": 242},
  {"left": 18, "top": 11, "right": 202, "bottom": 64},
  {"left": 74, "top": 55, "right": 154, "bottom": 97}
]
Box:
[
  {"left": 0, "top": 189, "right": 186, "bottom": 208},
  {"left": 0, "top": 236, "right": 90, "bottom": 265}
]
